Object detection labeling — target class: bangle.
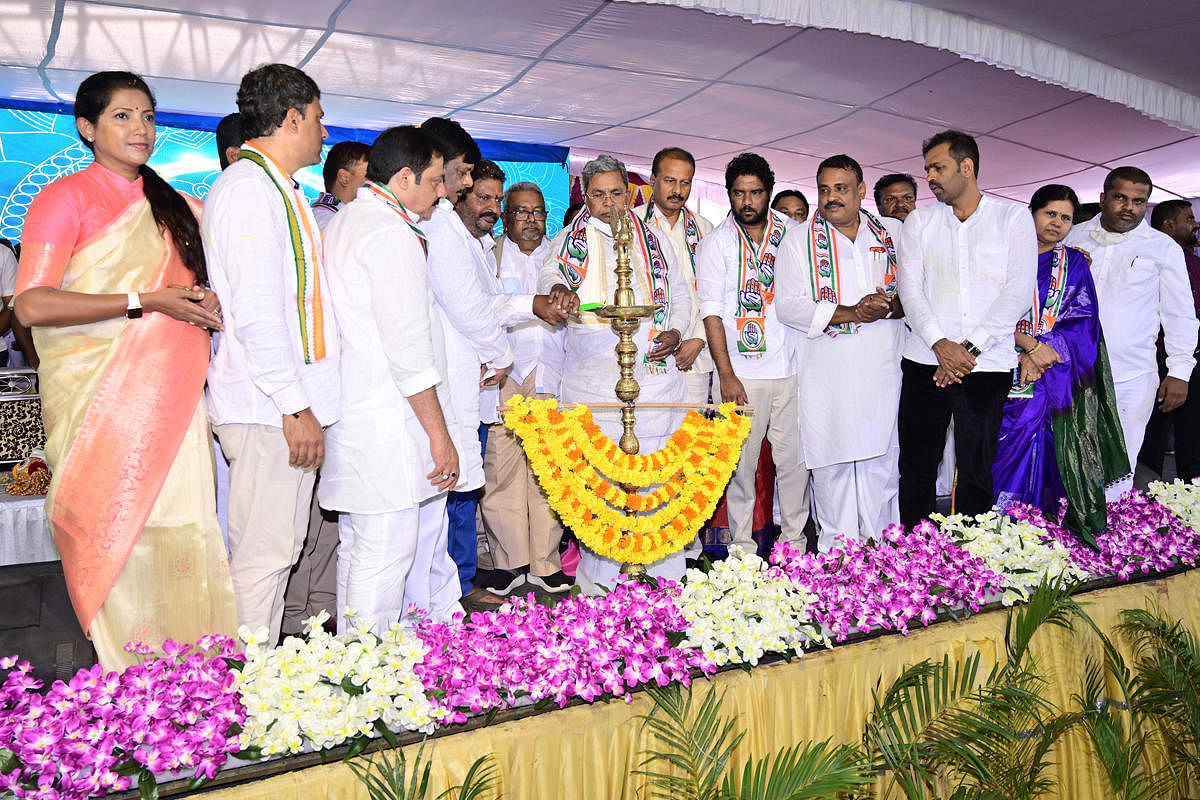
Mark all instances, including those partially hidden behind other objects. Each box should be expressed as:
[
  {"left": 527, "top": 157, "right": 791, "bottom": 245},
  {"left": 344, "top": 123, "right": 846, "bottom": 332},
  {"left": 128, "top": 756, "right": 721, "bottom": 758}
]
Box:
[{"left": 1026, "top": 341, "right": 1042, "bottom": 355}]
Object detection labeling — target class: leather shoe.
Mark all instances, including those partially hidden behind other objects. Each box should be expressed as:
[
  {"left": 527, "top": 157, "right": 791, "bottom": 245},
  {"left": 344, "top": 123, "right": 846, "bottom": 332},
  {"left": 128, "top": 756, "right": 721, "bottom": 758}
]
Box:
[{"left": 461, "top": 585, "right": 506, "bottom": 613}]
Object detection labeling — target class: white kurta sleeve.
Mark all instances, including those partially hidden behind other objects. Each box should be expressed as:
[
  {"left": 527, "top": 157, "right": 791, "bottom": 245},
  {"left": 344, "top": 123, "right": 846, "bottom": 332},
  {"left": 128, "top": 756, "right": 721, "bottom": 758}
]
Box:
[
  {"left": 695, "top": 232, "right": 728, "bottom": 321},
  {"left": 963, "top": 207, "right": 1037, "bottom": 353},
  {"left": 203, "top": 177, "right": 309, "bottom": 415},
  {"left": 775, "top": 229, "right": 836, "bottom": 338},
  {"left": 660, "top": 235, "right": 692, "bottom": 334},
  {"left": 367, "top": 228, "right": 440, "bottom": 397},
  {"left": 896, "top": 211, "right": 945, "bottom": 350},
  {"left": 1158, "top": 244, "right": 1200, "bottom": 381},
  {"left": 427, "top": 229, "right": 514, "bottom": 369}
]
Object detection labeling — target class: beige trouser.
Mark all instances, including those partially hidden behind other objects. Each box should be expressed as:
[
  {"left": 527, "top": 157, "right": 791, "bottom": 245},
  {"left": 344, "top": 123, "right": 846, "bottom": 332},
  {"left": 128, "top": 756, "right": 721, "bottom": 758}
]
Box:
[
  {"left": 214, "top": 422, "right": 316, "bottom": 644},
  {"left": 480, "top": 371, "right": 564, "bottom": 576},
  {"left": 713, "top": 373, "right": 810, "bottom": 549},
  {"left": 281, "top": 486, "right": 338, "bottom": 635}
]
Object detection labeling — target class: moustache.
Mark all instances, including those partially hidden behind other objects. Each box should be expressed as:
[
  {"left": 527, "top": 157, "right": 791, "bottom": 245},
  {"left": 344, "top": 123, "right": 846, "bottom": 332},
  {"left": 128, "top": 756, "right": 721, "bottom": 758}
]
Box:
[
  {"left": 667, "top": 195, "right": 685, "bottom": 203},
  {"left": 738, "top": 206, "right": 756, "bottom": 214},
  {"left": 480, "top": 213, "right": 499, "bottom": 224}
]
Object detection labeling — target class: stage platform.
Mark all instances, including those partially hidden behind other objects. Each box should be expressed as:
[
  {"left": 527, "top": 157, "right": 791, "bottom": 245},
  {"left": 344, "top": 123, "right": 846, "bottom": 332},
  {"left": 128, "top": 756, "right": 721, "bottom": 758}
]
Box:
[{"left": 130, "top": 568, "right": 1200, "bottom": 800}]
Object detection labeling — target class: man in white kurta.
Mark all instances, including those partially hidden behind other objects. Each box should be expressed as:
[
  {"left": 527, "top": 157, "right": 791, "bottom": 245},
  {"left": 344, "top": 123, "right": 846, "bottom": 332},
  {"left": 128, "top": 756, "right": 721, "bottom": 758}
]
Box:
[
  {"left": 538, "top": 155, "right": 691, "bottom": 594},
  {"left": 696, "top": 152, "right": 809, "bottom": 552},
  {"left": 642, "top": 147, "right": 715, "bottom": 405},
  {"left": 320, "top": 126, "right": 464, "bottom": 634},
  {"left": 479, "top": 181, "right": 571, "bottom": 594},
  {"left": 896, "top": 131, "right": 1037, "bottom": 527},
  {"left": 776, "top": 156, "right": 904, "bottom": 548},
  {"left": 421, "top": 124, "right": 514, "bottom": 610},
  {"left": 1064, "top": 166, "right": 1198, "bottom": 498},
  {"left": 204, "top": 66, "right": 340, "bottom": 645}
]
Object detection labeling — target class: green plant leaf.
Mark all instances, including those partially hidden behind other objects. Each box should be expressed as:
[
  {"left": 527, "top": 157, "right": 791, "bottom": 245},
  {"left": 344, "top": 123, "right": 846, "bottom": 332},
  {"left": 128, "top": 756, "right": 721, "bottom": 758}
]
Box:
[{"left": 138, "top": 768, "right": 159, "bottom": 800}]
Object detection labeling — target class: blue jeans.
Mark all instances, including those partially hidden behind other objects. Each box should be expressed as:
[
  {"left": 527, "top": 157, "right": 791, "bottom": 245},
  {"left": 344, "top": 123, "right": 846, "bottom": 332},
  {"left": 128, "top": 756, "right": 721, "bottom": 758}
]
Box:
[{"left": 447, "top": 424, "right": 489, "bottom": 595}]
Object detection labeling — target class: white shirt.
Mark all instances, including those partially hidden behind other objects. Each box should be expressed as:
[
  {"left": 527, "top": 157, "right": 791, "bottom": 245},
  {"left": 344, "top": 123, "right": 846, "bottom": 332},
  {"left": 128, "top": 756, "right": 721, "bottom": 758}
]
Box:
[
  {"left": 203, "top": 157, "right": 341, "bottom": 428},
  {"left": 318, "top": 186, "right": 466, "bottom": 513},
  {"left": 0, "top": 245, "right": 17, "bottom": 354},
  {"left": 539, "top": 216, "right": 690, "bottom": 441},
  {"left": 643, "top": 203, "right": 714, "bottom": 374},
  {"left": 1065, "top": 216, "right": 1198, "bottom": 382},
  {"left": 696, "top": 210, "right": 799, "bottom": 381},
  {"left": 425, "top": 200, "right": 516, "bottom": 488},
  {"left": 776, "top": 212, "right": 905, "bottom": 468},
  {"left": 494, "top": 235, "right": 564, "bottom": 393},
  {"left": 897, "top": 193, "right": 1037, "bottom": 372}
]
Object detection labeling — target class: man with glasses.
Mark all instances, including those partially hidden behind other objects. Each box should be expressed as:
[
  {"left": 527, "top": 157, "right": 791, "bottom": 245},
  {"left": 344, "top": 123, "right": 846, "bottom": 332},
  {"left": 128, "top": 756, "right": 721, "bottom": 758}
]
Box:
[
  {"left": 478, "top": 182, "right": 572, "bottom": 595},
  {"left": 539, "top": 154, "right": 691, "bottom": 593}
]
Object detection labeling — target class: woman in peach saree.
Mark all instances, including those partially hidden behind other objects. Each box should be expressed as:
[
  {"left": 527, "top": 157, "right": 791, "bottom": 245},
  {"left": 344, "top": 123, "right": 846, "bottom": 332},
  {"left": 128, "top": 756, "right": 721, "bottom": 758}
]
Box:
[{"left": 14, "top": 71, "right": 237, "bottom": 670}]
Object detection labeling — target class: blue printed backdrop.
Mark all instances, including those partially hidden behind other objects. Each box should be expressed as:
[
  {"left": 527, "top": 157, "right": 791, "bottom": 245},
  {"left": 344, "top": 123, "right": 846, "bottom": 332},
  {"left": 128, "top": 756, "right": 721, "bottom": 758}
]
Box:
[{"left": 0, "top": 108, "right": 569, "bottom": 243}]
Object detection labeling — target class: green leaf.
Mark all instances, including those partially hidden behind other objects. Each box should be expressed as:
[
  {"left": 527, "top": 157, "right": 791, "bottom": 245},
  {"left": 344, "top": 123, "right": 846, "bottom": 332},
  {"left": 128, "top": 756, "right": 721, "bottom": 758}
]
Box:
[
  {"left": 346, "top": 733, "right": 370, "bottom": 760},
  {"left": 114, "top": 759, "right": 143, "bottom": 777},
  {"left": 186, "top": 775, "right": 210, "bottom": 791},
  {"left": 341, "top": 675, "right": 366, "bottom": 696},
  {"left": 0, "top": 747, "right": 20, "bottom": 775},
  {"left": 222, "top": 656, "right": 245, "bottom": 671},
  {"left": 374, "top": 718, "right": 400, "bottom": 749},
  {"left": 138, "top": 768, "right": 159, "bottom": 800},
  {"left": 234, "top": 745, "right": 264, "bottom": 761}
]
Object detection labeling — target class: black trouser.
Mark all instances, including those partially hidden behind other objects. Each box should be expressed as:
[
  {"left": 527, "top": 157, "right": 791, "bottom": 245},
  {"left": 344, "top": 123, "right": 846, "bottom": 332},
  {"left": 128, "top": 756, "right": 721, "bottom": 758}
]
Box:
[
  {"left": 898, "top": 359, "right": 1011, "bottom": 527},
  {"left": 1139, "top": 343, "right": 1200, "bottom": 481}
]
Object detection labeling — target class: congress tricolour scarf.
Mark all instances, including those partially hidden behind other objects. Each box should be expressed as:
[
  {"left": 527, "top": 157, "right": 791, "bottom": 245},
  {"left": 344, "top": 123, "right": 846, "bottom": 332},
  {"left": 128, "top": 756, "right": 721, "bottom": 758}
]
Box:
[
  {"left": 1010, "top": 243, "right": 1069, "bottom": 398},
  {"left": 734, "top": 211, "right": 787, "bottom": 356},
  {"left": 238, "top": 145, "right": 328, "bottom": 363},
  {"left": 643, "top": 200, "right": 702, "bottom": 270},
  {"left": 311, "top": 191, "right": 340, "bottom": 216},
  {"left": 364, "top": 181, "right": 428, "bottom": 257},
  {"left": 554, "top": 210, "right": 672, "bottom": 374},
  {"left": 807, "top": 209, "right": 897, "bottom": 338}
]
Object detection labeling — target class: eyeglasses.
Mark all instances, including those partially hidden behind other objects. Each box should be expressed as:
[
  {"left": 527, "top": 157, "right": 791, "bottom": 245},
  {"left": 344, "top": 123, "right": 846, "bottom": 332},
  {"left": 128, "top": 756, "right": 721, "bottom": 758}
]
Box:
[
  {"left": 510, "top": 208, "right": 548, "bottom": 220},
  {"left": 587, "top": 189, "right": 628, "bottom": 203}
]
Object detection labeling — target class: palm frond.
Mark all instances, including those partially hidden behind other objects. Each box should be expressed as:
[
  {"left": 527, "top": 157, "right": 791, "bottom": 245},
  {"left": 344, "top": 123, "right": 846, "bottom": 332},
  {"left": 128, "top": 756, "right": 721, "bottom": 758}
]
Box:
[
  {"left": 347, "top": 744, "right": 433, "bottom": 800},
  {"left": 865, "top": 653, "right": 1000, "bottom": 799},
  {"left": 1117, "top": 604, "right": 1200, "bottom": 786},
  {"left": 637, "top": 682, "right": 745, "bottom": 800},
  {"left": 1073, "top": 654, "right": 1177, "bottom": 800},
  {"left": 1003, "top": 577, "right": 1082, "bottom": 669},
  {"left": 722, "top": 738, "right": 872, "bottom": 800},
  {"left": 437, "top": 755, "right": 499, "bottom": 800}
]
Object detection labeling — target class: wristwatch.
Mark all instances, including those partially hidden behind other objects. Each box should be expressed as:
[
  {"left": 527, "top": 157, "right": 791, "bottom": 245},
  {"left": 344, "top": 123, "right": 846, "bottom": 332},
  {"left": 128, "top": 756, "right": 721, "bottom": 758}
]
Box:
[
  {"left": 960, "top": 339, "right": 981, "bottom": 357},
  {"left": 126, "top": 292, "right": 143, "bottom": 319}
]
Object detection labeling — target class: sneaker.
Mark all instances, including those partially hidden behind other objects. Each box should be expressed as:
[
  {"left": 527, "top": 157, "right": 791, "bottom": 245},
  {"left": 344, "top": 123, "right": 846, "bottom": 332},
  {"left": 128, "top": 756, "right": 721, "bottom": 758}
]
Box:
[
  {"left": 477, "top": 567, "right": 528, "bottom": 595},
  {"left": 528, "top": 571, "right": 574, "bottom": 593}
]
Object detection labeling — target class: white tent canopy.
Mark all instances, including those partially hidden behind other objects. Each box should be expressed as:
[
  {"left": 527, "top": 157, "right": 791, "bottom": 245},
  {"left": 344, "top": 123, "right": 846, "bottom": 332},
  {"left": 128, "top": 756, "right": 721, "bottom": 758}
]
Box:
[{"left": 1, "top": 0, "right": 1198, "bottom": 206}]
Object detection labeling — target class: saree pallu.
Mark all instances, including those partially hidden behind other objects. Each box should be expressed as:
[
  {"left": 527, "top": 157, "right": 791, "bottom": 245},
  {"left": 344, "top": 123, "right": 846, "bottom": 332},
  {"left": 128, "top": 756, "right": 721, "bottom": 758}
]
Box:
[
  {"left": 23, "top": 192, "right": 236, "bottom": 670},
  {"left": 993, "top": 246, "right": 1129, "bottom": 544}
]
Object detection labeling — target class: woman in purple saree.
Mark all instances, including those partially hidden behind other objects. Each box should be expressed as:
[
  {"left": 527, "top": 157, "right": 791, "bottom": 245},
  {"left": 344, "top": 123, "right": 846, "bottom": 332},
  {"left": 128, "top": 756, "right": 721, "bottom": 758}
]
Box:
[{"left": 992, "top": 184, "right": 1129, "bottom": 544}]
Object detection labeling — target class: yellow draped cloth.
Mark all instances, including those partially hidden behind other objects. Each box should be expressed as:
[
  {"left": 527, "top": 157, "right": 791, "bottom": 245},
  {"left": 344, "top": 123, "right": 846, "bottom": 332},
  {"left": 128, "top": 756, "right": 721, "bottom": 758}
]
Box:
[
  {"left": 197, "top": 570, "right": 1200, "bottom": 799},
  {"left": 17, "top": 163, "right": 237, "bottom": 671}
]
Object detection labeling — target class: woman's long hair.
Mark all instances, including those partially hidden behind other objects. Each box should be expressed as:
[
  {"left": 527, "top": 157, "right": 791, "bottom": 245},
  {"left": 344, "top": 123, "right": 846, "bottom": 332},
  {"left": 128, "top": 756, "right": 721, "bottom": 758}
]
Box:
[{"left": 74, "top": 71, "right": 207, "bottom": 284}]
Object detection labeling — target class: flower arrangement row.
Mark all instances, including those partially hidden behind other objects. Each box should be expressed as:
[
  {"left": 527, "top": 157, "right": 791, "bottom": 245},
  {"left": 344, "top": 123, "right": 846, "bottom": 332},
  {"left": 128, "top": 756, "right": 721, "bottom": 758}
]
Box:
[{"left": 4, "top": 481, "right": 1200, "bottom": 799}]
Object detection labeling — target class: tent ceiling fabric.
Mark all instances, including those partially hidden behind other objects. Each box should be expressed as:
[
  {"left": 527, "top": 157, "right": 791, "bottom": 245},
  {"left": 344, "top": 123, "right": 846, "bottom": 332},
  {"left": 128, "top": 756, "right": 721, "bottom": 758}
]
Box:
[{"left": 1, "top": 0, "right": 1198, "bottom": 203}]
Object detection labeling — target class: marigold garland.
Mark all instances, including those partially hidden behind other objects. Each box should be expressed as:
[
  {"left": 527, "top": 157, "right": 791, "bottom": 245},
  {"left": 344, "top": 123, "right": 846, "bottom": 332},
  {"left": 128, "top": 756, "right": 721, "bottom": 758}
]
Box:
[{"left": 504, "top": 396, "right": 752, "bottom": 563}]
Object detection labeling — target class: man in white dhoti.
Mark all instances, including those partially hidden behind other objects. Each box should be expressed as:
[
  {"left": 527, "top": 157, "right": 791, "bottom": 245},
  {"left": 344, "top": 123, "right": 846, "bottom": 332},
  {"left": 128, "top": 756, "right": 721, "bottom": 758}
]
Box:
[
  {"left": 539, "top": 154, "right": 691, "bottom": 594},
  {"left": 320, "top": 125, "right": 464, "bottom": 634},
  {"left": 776, "top": 155, "right": 904, "bottom": 548},
  {"left": 695, "top": 152, "right": 810, "bottom": 552},
  {"left": 1064, "top": 166, "right": 1197, "bottom": 498}
]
